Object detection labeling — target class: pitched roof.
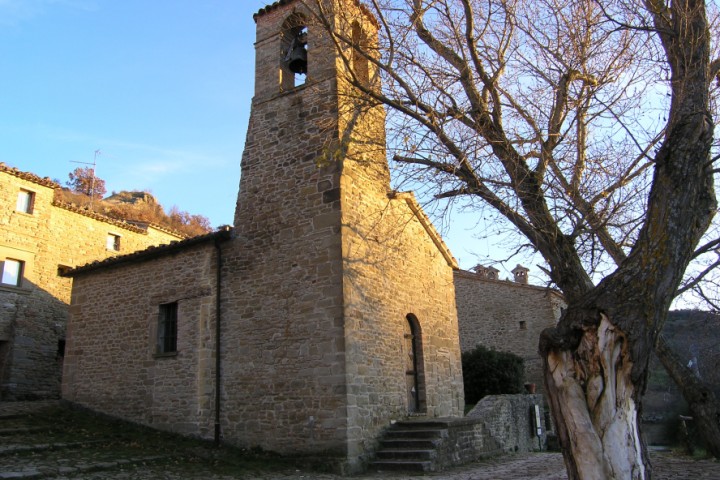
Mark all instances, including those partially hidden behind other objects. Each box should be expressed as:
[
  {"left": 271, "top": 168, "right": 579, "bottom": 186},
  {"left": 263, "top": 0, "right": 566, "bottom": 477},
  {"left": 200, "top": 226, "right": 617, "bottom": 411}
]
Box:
[
  {"left": 63, "top": 226, "right": 233, "bottom": 277},
  {"left": 0, "top": 163, "right": 59, "bottom": 189},
  {"left": 389, "top": 191, "right": 458, "bottom": 269}
]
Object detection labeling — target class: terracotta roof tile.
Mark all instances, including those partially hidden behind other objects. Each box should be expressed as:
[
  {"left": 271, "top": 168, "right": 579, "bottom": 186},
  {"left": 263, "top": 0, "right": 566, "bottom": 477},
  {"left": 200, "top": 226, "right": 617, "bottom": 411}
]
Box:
[
  {"left": 0, "top": 163, "right": 59, "bottom": 188},
  {"left": 52, "top": 200, "right": 155, "bottom": 234},
  {"left": 64, "top": 226, "right": 233, "bottom": 276}
]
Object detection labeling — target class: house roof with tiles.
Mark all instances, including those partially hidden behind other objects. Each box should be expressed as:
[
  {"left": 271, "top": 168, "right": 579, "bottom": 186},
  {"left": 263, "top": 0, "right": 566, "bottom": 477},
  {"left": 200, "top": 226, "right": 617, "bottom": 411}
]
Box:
[
  {"left": 2, "top": 163, "right": 186, "bottom": 238},
  {"left": 0, "top": 162, "right": 60, "bottom": 189}
]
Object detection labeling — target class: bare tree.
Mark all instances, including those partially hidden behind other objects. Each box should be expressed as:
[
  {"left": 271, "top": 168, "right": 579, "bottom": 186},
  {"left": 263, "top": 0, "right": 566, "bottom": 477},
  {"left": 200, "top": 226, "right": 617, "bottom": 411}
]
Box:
[
  {"left": 310, "top": 0, "right": 720, "bottom": 478},
  {"left": 67, "top": 166, "right": 107, "bottom": 200}
]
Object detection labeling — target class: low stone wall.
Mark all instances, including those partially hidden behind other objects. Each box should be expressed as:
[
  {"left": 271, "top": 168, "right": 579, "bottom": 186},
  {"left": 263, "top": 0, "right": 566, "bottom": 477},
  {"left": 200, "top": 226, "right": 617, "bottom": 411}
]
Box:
[
  {"left": 395, "top": 394, "right": 548, "bottom": 471},
  {"left": 434, "top": 417, "right": 502, "bottom": 470},
  {"left": 467, "top": 394, "right": 547, "bottom": 453}
]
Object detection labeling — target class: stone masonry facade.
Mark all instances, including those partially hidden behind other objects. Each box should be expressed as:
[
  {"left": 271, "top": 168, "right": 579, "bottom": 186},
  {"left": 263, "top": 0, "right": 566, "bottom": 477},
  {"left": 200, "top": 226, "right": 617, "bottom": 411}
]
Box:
[
  {"left": 454, "top": 267, "right": 565, "bottom": 392},
  {"left": 62, "top": 0, "right": 464, "bottom": 473},
  {"left": 63, "top": 231, "right": 229, "bottom": 437},
  {"left": 0, "top": 163, "right": 183, "bottom": 400}
]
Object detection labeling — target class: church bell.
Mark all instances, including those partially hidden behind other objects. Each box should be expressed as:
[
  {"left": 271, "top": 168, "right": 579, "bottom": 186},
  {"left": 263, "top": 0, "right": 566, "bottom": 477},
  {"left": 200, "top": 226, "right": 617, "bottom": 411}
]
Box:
[{"left": 285, "top": 31, "right": 308, "bottom": 75}]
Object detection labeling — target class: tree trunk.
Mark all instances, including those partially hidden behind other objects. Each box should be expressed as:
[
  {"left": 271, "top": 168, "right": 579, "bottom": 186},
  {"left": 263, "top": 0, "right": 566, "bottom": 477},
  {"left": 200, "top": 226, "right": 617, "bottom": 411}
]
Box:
[
  {"left": 539, "top": 1, "right": 716, "bottom": 477},
  {"left": 655, "top": 335, "right": 720, "bottom": 458},
  {"left": 542, "top": 313, "right": 649, "bottom": 480}
]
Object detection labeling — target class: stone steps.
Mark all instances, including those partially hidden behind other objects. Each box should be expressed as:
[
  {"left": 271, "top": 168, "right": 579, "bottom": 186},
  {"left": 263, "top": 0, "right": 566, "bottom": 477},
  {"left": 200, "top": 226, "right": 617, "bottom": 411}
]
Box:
[{"left": 370, "top": 420, "right": 448, "bottom": 472}]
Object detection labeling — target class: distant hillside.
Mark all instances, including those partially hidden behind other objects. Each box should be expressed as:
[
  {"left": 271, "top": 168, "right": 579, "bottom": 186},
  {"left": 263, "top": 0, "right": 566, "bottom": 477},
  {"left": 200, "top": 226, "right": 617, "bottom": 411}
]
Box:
[
  {"left": 55, "top": 188, "right": 212, "bottom": 237},
  {"left": 644, "top": 309, "right": 720, "bottom": 445}
]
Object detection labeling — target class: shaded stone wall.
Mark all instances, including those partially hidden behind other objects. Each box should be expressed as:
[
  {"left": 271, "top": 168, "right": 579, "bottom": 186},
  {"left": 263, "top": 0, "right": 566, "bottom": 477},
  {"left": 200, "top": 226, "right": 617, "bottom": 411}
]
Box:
[
  {"left": 0, "top": 165, "right": 183, "bottom": 400},
  {"left": 454, "top": 270, "right": 564, "bottom": 391},
  {"left": 335, "top": 0, "right": 462, "bottom": 463},
  {"left": 341, "top": 191, "right": 464, "bottom": 464},
  {"left": 466, "top": 394, "right": 547, "bottom": 453},
  {"left": 62, "top": 241, "right": 219, "bottom": 436}
]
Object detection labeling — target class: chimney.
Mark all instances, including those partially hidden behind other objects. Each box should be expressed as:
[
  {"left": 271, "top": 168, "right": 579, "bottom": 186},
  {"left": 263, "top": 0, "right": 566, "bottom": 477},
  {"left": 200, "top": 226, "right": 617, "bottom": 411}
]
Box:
[
  {"left": 511, "top": 264, "right": 529, "bottom": 284},
  {"left": 485, "top": 266, "right": 500, "bottom": 280}
]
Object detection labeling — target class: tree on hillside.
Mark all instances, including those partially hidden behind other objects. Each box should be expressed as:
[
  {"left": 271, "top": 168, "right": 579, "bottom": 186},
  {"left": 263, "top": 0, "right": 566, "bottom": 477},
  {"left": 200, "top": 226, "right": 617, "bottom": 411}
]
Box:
[
  {"left": 655, "top": 334, "right": 720, "bottom": 457},
  {"left": 167, "top": 205, "right": 213, "bottom": 237},
  {"left": 314, "top": 0, "right": 719, "bottom": 477},
  {"left": 67, "top": 167, "right": 107, "bottom": 200}
]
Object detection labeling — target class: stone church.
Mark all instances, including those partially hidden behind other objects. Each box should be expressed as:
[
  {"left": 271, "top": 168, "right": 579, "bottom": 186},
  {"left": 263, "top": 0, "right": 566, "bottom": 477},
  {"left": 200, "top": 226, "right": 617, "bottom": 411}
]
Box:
[{"left": 62, "top": 0, "right": 464, "bottom": 472}]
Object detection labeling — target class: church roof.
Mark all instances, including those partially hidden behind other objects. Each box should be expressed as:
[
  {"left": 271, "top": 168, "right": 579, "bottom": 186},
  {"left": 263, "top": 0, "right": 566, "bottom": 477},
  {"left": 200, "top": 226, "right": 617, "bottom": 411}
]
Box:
[
  {"left": 63, "top": 226, "right": 233, "bottom": 277},
  {"left": 389, "top": 191, "right": 458, "bottom": 269}
]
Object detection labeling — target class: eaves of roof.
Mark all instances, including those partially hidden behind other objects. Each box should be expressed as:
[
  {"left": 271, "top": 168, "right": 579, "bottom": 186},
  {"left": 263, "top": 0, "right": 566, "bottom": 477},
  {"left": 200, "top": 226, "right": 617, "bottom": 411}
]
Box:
[
  {"left": 389, "top": 191, "right": 458, "bottom": 269},
  {"left": 63, "top": 226, "right": 233, "bottom": 277},
  {"left": 0, "top": 163, "right": 59, "bottom": 189},
  {"left": 125, "top": 220, "right": 187, "bottom": 239},
  {"left": 454, "top": 268, "right": 565, "bottom": 299},
  {"left": 52, "top": 201, "right": 152, "bottom": 234}
]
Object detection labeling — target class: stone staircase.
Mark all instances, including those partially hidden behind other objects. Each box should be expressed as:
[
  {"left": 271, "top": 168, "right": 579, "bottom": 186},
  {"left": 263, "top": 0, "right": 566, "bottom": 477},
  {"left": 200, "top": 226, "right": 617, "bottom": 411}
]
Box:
[{"left": 370, "top": 420, "right": 449, "bottom": 472}]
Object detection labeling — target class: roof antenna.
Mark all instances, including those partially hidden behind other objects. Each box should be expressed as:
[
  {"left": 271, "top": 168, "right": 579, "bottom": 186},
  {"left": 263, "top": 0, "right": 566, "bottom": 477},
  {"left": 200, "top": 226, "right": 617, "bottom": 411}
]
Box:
[{"left": 71, "top": 149, "right": 101, "bottom": 209}]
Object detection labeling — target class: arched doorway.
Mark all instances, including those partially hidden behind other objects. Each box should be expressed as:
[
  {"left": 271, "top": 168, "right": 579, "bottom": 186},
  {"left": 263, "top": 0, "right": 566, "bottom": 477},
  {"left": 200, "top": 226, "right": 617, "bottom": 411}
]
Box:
[{"left": 404, "top": 314, "right": 426, "bottom": 413}]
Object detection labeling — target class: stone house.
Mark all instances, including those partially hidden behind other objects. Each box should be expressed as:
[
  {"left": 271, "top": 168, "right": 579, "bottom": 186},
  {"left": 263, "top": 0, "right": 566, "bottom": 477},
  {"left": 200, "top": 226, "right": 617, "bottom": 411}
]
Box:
[
  {"left": 62, "top": 0, "right": 464, "bottom": 473},
  {"left": 0, "top": 163, "right": 184, "bottom": 400},
  {"left": 455, "top": 265, "right": 565, "bottom": 391}
]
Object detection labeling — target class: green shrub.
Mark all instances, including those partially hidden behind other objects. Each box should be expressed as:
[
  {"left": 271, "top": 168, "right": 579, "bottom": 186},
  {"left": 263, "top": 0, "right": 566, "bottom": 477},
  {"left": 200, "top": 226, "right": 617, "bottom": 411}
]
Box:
[{"left": 462, "top": 345, "right": 525, "bottom": 404}]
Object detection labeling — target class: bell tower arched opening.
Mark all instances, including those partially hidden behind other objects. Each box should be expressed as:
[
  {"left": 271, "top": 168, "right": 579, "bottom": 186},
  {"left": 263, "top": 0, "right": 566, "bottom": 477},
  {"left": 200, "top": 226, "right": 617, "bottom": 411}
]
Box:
[
  {"left": 280, "top": 14, "right": 308, "bottom": 89},
  {"left": 350, "top": 21, "right": 369, "bottom": 85}
]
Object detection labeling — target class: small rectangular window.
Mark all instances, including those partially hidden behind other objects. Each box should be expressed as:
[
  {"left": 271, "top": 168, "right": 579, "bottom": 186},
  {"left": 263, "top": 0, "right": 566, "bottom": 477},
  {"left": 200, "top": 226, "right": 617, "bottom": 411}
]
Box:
[
  {"left": 157, "top": 302, "right": 178, "bottom": 354},
  {"left": 107, "top": 234, "right": 121, "bottom": 251},
  {"left": 16, "top": 190, "right": 35, "bottom": 214},
  {"left": 57, "top": 339, "right": 66, "bottom": 359},
  {"left": 1, "top": 259, "right": 24, "bottom": 287}
]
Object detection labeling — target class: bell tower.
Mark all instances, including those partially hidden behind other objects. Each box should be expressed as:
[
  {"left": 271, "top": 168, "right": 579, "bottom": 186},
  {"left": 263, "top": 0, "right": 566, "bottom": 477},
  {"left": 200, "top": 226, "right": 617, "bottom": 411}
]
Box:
[{"left": 220, "top": 0, "right": 463, "bottom": 471}]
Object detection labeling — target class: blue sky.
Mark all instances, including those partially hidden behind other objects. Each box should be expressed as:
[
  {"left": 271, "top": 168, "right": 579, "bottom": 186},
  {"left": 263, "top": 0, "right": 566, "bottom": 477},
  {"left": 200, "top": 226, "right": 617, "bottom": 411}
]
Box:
[{"left": 0, "top": 0, "right": 527, "bottom": 276}]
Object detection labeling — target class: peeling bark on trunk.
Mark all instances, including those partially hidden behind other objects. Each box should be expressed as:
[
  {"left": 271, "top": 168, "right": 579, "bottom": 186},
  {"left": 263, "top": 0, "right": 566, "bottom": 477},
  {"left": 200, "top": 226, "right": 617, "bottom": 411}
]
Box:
[
  {"left": 655, "top": 335, "right": 720, "bottom": 458},
  {"left": 543, "top": 315, "right": 648, "bottom": 480}
]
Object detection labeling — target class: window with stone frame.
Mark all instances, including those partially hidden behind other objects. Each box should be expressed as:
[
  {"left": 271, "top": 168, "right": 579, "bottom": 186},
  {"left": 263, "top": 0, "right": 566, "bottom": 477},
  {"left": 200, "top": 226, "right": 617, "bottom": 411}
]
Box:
[
  {"left": 16, "top": 189, "right": 35, "bottom": 214},
  {"left": 1, "top": 259, "right": 24, "bottom": 287},
  {"left": 157, "top": 302, "right": 178, "bottom": 354}
]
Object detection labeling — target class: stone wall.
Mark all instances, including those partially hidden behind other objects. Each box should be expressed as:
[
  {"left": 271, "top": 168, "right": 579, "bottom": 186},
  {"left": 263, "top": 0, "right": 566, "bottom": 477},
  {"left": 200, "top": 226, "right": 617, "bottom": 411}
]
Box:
[
  {"left": 62, "top": 236, "right": 222, "bottom": 437},
  {"left": 467, "top": 394, "right": 548, "bottom": 453},
  {"left": 221, "top": 0, "right": 350, "bottom": 460},
  {"left": 341, "top": 191, "right": 464, "bottom": 465},
  {"left": 454, "top": 270, "right": 565, "bottom": 391},
  {"left": 0, "top": 164, "right": 183, "bottom": 400}
]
